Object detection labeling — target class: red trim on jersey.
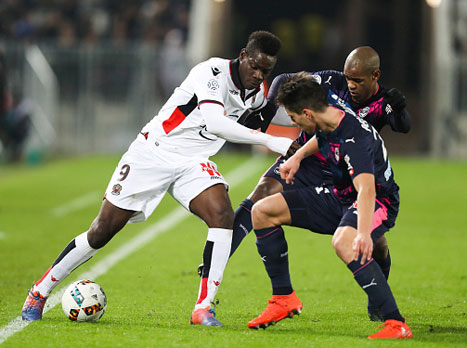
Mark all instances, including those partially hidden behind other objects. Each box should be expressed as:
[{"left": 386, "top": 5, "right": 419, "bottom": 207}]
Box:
[
  {"left": 262, "top": 81, "right": 268, "bottom": 97},
  {"left": 162, "top": 107, "right": 187, "bottom": 134}
]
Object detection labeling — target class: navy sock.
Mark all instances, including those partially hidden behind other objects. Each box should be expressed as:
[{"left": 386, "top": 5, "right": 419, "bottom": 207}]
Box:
[
  {"left": 347, "top": 258, "right": 404, "bottom": 322},
  {"left": 369, "top": 251, "right": 392, "bottom": 313},
  {"left": 230, "top": 198, "right": 254, "bottom": 257},
  {"left": 254, "top": 226, "right": 292, "bottom": 295}
]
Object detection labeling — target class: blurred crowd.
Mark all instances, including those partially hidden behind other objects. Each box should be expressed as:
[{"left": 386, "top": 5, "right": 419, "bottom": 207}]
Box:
[{"left": 0, "top": 0, "right": 191, "bottom": 46}]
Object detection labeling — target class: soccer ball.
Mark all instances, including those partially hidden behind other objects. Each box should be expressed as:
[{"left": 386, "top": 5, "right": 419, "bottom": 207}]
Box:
[{"left": 61, "top": 280, "right": 107, "bottom": 322}]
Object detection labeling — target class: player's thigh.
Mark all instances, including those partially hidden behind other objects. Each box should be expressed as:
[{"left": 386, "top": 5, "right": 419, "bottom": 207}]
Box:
[
  {"left": 104, "top": 139, "right": 173, "bottom": 223},
  {"left": 190, "top": 184, "right": 234, "bottom": 227},
  {"left": 281, "top": 185, "right": 342, "bottom": 234},
  {"left": 170, "top": 159, "right": 233, "bottom": 227}
]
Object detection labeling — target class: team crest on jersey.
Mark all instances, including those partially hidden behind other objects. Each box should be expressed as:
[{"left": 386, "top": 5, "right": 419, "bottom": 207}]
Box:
[
  {"left": 334, "top": 147, "right": 340, "bottom": 161},
  {"left": 111, "top": 184, "right": 122, "bottom": 195},
  {"left": 207, "top": 79, "right": 219, "bottom": 90},
  {"left": 359, "top": 106, "right": 370, "bottom": 118}
]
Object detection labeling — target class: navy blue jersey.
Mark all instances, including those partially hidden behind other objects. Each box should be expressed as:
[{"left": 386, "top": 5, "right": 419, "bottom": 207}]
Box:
[{"left": 316, "top": 93, "right": 399, "bottom": 204}]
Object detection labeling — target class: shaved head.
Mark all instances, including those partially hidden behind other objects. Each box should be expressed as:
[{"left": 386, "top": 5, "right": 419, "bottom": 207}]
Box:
[
  {"left": 343, "top": 46, "right": 381, "bottom": 103},
  {"left": 344, "top": 46, "right": 380, "bottom": 75}
]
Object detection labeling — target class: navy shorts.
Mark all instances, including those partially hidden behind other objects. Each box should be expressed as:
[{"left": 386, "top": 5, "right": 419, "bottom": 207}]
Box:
[
  {"left": 263, "top": 155, "right": 333, "bottom": 191},
  {"left": 281, "top": 185, "right": 399, "bottom": 244}
]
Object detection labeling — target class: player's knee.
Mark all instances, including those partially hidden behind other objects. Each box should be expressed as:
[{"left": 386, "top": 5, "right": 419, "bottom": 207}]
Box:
[
  {"left": 251, "top": 201, "right": 269, "bottom": 228},
  {"left": 331, "top": 232, "right": 346, "bottom": 256},
  {"left": 87, "top": 218, "right": 116, "bottom": 249},
  {"left": 204, "top": 205, "right": 235, "bottom": 228}
]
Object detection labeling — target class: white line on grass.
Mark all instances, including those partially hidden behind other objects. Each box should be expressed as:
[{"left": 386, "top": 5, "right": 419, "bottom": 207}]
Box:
[
  {"left": 50, "top": 191, "right": 101, "bottom": 218},
  {"left": 0, "top": 154, "right": 267, "bottom": 344}
]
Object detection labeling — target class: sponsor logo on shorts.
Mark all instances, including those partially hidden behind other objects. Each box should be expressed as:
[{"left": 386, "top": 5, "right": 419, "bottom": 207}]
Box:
[
  {"left": 201, "top": 162, "right": 221, "bottom": 178},
  {"left": 111, "top": 183, "right": 122, "bottom": 196}
]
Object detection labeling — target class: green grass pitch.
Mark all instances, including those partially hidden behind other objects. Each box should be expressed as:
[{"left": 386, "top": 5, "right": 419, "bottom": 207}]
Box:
[{"left": 0, "top": 153, "right": 466, "bottom": 347}]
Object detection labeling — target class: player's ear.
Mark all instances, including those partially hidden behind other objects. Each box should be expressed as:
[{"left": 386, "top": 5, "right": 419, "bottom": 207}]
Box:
[
  {"left": 240, "top": 48, "right": 247, "bottom": 59},
  {"left": 372, "top": 69, "right": 381, "bottom": 81}
]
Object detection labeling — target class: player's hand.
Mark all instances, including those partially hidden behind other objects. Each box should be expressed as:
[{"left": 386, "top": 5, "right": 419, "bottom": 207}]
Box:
[
  {"left": 280, "top": 155, "right": 301, "bottom": 184},
  {"left": 352, "top": 233, "right": 373, "bottom": 265},
  {"left": 384, "top": 88, "right": 406, "bottom": 112},
  {"left": 284, "top": 141, "right": 301, "bottom": 159}
]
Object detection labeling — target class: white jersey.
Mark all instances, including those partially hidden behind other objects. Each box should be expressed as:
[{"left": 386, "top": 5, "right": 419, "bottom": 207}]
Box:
[{"left": 141, "top": 57, "right": 268, "bottom": 158}]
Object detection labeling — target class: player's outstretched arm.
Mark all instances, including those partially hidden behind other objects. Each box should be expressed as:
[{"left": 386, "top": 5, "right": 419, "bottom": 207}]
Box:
[
  {"left": 351, "top": 173, "right": 376, "bottom": 264},
  {"left": 384, "top": 88, "right": 412, "bottom": 133},
  {"left": 201, "top": 102, "right": 293, "bottom": 156}
]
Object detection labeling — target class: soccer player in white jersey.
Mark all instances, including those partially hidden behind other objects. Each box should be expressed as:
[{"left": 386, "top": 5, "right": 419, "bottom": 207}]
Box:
[{"left": 21, "top": 31, "right": 296, "bottom": 326}]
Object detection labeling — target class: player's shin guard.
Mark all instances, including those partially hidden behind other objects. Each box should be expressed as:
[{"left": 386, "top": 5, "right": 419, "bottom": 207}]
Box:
[
  {"left": 347, "top": 258, "right": 404, "bottom": 322},
  {"left": 195, "top": 228, "right": 232, "bottom": 309},
  {"left": 230, "top": 199, "right": 254, "bottom": 257},
  {"left": 33, "top": 231, "right": 98, "bottom": 296},
  {"left": 255, "top": 226, "right": 292, "bottom": 295}
]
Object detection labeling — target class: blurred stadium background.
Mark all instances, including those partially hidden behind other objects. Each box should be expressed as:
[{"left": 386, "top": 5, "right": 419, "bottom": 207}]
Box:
[{"left": 0, "top": 0, "right": 466, "bottom": 163}]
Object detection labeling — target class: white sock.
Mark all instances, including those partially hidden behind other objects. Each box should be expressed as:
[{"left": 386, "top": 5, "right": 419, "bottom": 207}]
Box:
[
  {"left": 195, "top": 228, "right": 232, "bottom": 310},
  {"left": 34, "top": 231, "right": 97, "bottom": 296}
]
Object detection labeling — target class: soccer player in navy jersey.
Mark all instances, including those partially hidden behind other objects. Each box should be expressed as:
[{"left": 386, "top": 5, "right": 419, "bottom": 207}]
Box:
[
  {"left": 221, "top": 46, "right": 411, "bottom": 321},
  {"left": 247, "top": 72, "right": 412, "bottom": 339}
]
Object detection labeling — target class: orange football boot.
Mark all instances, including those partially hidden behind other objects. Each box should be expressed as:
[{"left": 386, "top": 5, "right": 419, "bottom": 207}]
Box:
[
  {"left": 248, "top": 291, "right": 302, "bottom": 329},
  {"left": 368, "top": 319, "right": 413, "bottom": 339}
]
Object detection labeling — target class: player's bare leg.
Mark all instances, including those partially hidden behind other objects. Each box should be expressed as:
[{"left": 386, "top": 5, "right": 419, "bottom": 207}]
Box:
[
  {"left": 189, "top": 184, "right": 235, "bottom": 327},
  {"left": 22, "top": 200, "right": 133, "bottom": 321}
]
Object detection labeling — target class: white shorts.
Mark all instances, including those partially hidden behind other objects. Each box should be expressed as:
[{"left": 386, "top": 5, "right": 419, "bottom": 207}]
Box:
[{"left": 104, "top": 135, "right": 228, "bottom": 223}]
